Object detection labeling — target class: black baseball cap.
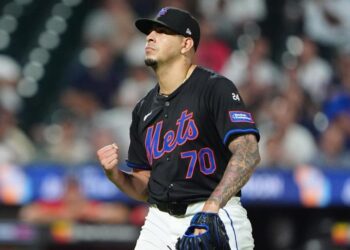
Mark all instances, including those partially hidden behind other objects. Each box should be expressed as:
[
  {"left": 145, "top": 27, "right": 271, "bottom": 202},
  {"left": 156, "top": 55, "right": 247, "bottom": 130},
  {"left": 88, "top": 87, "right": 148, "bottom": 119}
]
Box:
[{"left": 135, "top": 7, "right": 200, "bottom": 50}]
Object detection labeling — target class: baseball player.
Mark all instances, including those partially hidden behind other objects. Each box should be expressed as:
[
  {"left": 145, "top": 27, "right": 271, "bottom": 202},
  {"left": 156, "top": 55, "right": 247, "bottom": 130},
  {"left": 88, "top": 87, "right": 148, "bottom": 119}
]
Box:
[{"left": 97, "top": 7, "right": 260, "bottom": 250}]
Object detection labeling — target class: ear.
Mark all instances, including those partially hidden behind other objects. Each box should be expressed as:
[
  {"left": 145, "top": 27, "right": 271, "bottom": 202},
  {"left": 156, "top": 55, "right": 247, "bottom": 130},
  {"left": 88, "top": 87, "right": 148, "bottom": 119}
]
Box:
[{"left": 181, "top": 37, "right": 194, "bottom": 54}]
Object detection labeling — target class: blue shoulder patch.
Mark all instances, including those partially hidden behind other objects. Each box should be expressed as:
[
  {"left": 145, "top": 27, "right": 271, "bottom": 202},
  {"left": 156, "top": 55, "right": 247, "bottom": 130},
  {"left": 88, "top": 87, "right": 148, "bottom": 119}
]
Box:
[{"left": 229, "top": 111, "right": 254, "bottom": 123}]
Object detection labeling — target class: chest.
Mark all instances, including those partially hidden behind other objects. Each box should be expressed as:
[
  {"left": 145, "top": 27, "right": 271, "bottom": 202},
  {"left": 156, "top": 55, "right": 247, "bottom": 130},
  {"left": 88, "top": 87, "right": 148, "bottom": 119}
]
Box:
[{"left": 139, "top": 90, "right": 212, "bottom": 164}]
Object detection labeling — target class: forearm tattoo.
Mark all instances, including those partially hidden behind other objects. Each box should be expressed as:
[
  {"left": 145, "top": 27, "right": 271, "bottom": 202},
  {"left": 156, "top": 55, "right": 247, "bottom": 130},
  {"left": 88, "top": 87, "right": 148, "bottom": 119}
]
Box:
[{"left": 208, "top": 134, "right": 260, "bottom": 208}]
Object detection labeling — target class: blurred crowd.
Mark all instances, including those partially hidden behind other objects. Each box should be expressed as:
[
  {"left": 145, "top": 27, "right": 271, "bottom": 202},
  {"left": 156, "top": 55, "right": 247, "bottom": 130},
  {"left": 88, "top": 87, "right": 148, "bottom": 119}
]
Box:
[
  {"left": 0, "top": 6, "right": 349, "bottom": 250},
  {"left": 1, "top": 0, "right": 348, "bottom": 170},
  {"left": 1, "top": 3, "right": 349, "bottom": 250},
  {"left": 1, "top": 0, "right": 350, "bottom": 224}
]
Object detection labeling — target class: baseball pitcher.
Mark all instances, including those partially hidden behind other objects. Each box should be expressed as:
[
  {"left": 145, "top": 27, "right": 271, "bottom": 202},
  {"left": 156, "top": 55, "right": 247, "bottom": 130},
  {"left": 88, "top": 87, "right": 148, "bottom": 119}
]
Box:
[{"left": 97, "top": 7, "right": 260, "bottom": 250}]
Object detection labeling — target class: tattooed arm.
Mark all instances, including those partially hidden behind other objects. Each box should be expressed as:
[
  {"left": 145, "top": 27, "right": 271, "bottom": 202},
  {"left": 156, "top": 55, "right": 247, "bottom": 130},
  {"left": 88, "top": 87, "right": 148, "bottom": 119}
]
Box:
[{"left": 202, "top": 134, "right": 260, "bottom": 213}]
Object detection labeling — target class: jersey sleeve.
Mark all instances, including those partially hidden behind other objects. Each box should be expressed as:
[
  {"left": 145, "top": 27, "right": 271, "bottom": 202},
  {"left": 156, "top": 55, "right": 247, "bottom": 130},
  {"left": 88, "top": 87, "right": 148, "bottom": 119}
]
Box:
[
  {"left": 126, "top": 101, "right": 152, "bottom": 170},
  {"left": 206, "top": 76, "right": 260, "bottom": 146}
]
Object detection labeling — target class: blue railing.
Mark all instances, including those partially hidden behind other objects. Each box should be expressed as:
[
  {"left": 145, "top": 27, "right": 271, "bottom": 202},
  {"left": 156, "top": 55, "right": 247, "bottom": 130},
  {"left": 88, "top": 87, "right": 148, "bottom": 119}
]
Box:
[{"left": 1, "top": 163, "right": 349, "bottom": 207}]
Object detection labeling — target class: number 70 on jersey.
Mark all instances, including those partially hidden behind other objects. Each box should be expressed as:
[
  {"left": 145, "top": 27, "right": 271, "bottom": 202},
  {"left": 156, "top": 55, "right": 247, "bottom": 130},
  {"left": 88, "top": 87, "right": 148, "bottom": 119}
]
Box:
[{"left": 181, "top": 147, "right": 217, "bottom": 179}]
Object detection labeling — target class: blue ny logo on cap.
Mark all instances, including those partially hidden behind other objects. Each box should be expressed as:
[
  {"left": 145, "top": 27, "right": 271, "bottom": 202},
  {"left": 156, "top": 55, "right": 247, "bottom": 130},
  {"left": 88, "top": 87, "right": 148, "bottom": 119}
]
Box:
[{"left": 157, "top": 7, "right": 169, "bottom": 18}]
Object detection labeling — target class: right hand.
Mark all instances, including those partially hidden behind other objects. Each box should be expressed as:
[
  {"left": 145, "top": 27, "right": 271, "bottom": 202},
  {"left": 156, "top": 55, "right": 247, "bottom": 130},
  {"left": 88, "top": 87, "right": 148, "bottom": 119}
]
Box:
[{"left": 96, "top": 143, "right": 119, "bottom": 174}]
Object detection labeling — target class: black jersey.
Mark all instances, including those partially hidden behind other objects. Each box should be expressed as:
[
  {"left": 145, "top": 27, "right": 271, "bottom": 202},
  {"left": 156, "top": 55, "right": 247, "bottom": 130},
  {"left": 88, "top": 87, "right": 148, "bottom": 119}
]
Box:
[{"left": 126, "top": 66, "right": 260, "bottom": 205}]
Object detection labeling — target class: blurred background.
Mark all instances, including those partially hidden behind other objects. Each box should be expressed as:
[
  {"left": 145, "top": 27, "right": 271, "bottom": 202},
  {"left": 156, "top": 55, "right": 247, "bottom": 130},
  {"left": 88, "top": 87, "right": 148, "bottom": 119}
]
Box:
[{"left": 0, "top": 0, "right": 350, "bottom": 249}]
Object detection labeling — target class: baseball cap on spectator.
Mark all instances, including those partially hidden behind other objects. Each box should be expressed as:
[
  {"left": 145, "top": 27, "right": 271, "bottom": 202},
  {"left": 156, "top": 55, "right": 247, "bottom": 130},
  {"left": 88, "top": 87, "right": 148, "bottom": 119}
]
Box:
[
  {"left": 323, "top": 93, "right": 350, "bottom": 121},
  {"left": 135, "top": 7, "right": 200, "bottom": 51}
]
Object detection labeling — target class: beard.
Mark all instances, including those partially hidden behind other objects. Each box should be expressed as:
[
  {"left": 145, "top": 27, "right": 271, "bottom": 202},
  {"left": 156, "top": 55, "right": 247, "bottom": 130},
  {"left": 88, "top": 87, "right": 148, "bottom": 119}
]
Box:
[{"left": 144, "top": 58, "right": 158, "bottom": 69}]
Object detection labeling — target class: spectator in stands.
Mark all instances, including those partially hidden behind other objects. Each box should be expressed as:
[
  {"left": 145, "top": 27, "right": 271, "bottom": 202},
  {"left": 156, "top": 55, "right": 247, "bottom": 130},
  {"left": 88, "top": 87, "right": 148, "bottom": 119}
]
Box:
[
  {"left": 114, "top": 65, "right": 155, "bottom": 108},
  {"left": 259, "top": 95, "right": 317, "bottom": 167},
  {"left": 61, "top": 0, "right": 132, "bottom": 113},
  {"left": 310, "top": 123, "right": 350, "bottom": 168},
  {"left": 323, "top": 95, "right": 350, "bottom": 148},
  {"left": 19, "top": 176, "right": 133, "bottom": 224},
  {"left": 197, "top": 0, "right": 267, "bottom": 42},
  {"left": 61, "top": 39, "right": 126, "bottom": 113},
  {"left": 303, "top": 0, "right": 350, "bottom": 55},
  {"left": 295, "top": 37, "right": 333, "bottom": 105},
  {"left": 222, "top": 37, "right": 281, "bottom": 111},
  {"left": 334, "top": 46, "right": 350, "bottom": 87},
  {"left": 84, "top": 0, "right": 136, "bottom": 53},
  {"left": 279, "top": 61, "right": 321, "bottom": 137},
  {"left": 322, "top": 48, "right": 350, "bottom": 150},
  {"left": 195, "top": 16, "right": 232, "bottom": 73},
  {"left": 0, "top": 55, "right": 22, "bottom": 114},
  {"left": 40, "top": 110, "right": 95, "bottom": 165},
  {"left": 0, "top": 106, "right": 36, "bottom": 166}
]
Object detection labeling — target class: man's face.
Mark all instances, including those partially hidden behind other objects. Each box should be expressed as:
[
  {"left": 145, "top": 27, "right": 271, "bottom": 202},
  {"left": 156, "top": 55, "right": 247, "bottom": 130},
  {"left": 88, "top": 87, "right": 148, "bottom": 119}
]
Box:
[{"left": 144, "top": 25, "right": 185, "bottom": 68}]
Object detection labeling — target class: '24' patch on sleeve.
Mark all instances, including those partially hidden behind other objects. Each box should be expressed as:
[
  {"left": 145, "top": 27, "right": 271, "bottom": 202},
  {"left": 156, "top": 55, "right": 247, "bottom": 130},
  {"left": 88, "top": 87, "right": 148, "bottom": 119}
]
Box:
[{"left": 229, "top": 111, "right": 254, "bottom": 123}]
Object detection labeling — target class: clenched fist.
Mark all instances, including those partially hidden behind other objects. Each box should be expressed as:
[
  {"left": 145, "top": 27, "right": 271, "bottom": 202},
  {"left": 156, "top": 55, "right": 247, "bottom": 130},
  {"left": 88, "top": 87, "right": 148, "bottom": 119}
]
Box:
[{"left": 97, "top": 143, "right": 119, "bottom": 174}]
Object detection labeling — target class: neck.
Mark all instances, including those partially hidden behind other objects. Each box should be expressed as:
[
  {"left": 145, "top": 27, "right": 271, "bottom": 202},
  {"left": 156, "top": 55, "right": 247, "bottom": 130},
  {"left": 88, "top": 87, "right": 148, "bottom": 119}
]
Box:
[{"left": 156, "top": 61, "right": 196, "bottom": 96}]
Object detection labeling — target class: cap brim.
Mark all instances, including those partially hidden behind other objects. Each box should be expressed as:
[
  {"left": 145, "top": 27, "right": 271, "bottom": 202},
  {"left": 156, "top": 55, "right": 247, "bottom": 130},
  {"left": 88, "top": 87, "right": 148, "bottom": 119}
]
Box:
[{"left": 135, "top": 18, "right": 176, "bottom": 35}]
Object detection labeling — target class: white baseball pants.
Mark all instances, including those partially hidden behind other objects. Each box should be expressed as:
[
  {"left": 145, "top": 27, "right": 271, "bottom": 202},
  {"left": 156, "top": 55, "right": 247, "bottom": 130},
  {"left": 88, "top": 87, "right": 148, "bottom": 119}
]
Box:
[{"left": 134, "top": 197, "right": 254, "bottom": 250}]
